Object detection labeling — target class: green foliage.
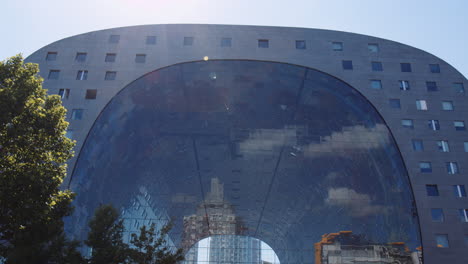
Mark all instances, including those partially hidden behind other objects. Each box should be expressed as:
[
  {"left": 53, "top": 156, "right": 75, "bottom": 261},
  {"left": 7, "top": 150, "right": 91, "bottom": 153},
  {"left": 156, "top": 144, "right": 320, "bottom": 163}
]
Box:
[
  {"left": 0, "top": 55, "right": 78, "bottom": 263},
  {"left": 85, "top": 204, "right": 129, "bottom": 264},
  {"left": 129, "top": 222, "right": 184, "bottom": 264}
]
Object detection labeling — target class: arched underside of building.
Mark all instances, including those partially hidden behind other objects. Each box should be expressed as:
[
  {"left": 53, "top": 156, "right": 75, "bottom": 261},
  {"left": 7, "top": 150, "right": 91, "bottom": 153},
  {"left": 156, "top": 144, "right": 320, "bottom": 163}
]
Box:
[{"left": 69, "top": 60, "right": 421, "bottom": 263}]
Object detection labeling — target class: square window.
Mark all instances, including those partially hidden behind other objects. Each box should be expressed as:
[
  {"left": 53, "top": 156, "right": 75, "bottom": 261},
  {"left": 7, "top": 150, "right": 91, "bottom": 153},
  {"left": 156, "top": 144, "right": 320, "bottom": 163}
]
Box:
[
  {"left": 258, "top": 39, "right": 269, "bottom": 48},
  {"left": 105, "top": 53, "right": 116, "bottom": 62},
  {"left": 426, "top": 81, "right": 438, "bottom": 92},
  {"left": 426, "top": 184, "right": 439, "bottom": 196},
  {"left": 416, "top": 100, "right": 427, "bottom": 110},
  {"left": 146, "top": 36, "right": 156, "bottom": 45},
  {"left": 453, "top": 82, "right": 465, "bottom": 94},
  {"left": 428, "top": 120, "right": 440, "bottom": 130},
  {"left": 459, "top": 209, "right": 468, "bottom": 222},
  {"left": 342, "top": 60, "right": 353, "bottom": 70},
  {"left": 109, "top": 34, "right": 120, "bottom": 43},
  {"left": 430, "top": 64, "right": 440, "bottom": 73},
  {"left": 46, "top": 52, "right": 57, "bottom": 61},
  {"left": 75, "top": 52, "right": 87, "bottom": 62},
  {"left": 389, "top": 99, "right": 401, "bottom": 109},
  {"left": 48, "top": 70, "right": 60, "bottom": 80},
  {"left": 454, "top": 121, "right": 465, "bottom": 131},
  {"left": 437, "top": 140, "right": 450, "bottom": 152},
  {"left": 85, "top": 89, "right": 97, "bottom": 100},
  {"left": 435, "top": 234, "right": 449, "bottom": 248},
  {"left": 332, "top": 42, "right": 343, "bottom": 51},
  {"left": 368, "top": 43, "right": 379, "bottom": 52},
  {"left": 431, "top": 208, "right": 444, "bottom": 222},
  {"left": 65, "top": 130, "right": 73, "bottom": 139},
  {"left": 135, "top": 54, "right": 146, "bottom": 63},
  {"left": 454, "top": 185, "right": 467, "bottom": 197},
  {"left": 371, "top": 61, "right": 383, "bottom": 71},
  {"left": 183, "top": 37, "right": 194, "bottom": 46},
  {"left": 370, "top": 80, "right": 382, "bottom": 89},
  {"left": 71, "top": 109, "right": 83, "bottom": 120},
  {"left": 401, "top": 119, "right": 414, "bottom": 129},
  {"left": 399, "top": 80, "right": 410, "bottom": 91},
  {"left": 412, "top": 139, "right": 424, "bottom": 151},
  {"left": 295, "top": 40, "right": 306, "bottom": 49},
  {"left": 464, "top": 142, "right": 468, "bottom": 152},
  {"left": 58, "top": 88, "right": 70, "bottom": 99},
  {"left": 221, "top": 37, "right": 232, "bottom": 47},
  {"left": 400, "top": 63, "right": 412, "bottom": 72},
  {"left": 105, "top": 71, "right": 116, "bottom": 80},
  {"left": 76, "top": 70, "right": 88, "bottom": 80},
  {"left": 442, "top": 101, "right": 453, "bottom": 110},
  {"left": 420, "top": 162, "right": 432, "bottom": 173},
  {"left": 447, "top": 162, "right": 459, "bottom": 174}
]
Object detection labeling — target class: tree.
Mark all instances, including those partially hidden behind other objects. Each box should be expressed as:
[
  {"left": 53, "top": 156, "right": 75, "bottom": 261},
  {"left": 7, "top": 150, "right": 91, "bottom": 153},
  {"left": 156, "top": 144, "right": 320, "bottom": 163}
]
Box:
[
  {"left": 85, "top": 204, "right": 129, "bottom": 264},
  {"left": 129, "top": 222, "right": 184, "bottom": 264},
  {"left": 0, "top": 55, "right": 78, "bottom": 263}
]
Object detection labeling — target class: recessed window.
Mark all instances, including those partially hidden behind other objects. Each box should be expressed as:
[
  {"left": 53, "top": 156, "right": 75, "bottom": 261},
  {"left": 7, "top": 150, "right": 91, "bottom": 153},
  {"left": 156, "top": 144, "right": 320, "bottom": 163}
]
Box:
[
  {"left": 295, "top": 40, "right": 306, "bottom": 49},
  {"left": 420, "top": 162, "right": 432, "bottom": 173},
  {"left": 437, "top": 140, "right": 450, "bottom": 152},
  {"left": 75, "top": 52, "right": 87, "bottom": 62},
  {"left": 464, "top": 142, "right": 468, "bottom": 152},
  {"left": 48, "top": 70, "right": 60, "bottom": 80},
  {"left": 400, "top": 63, "right": 412, "bottom": 72},
  {"left": 342, "top": 60, "right": 353, "bottom": 70},
  {"left": 221, "top": 37, "right": 232, "bottom": 47},
  {"left": 435, "top": 234, "right": 449, "bottom": 248},
  {"left": 412, "top": 139, "right": 424, "bottom": 151},
  {"left": 453, "top": 82, "right": 465, "bottom": 94},
  {"left": 85, "top": 89, "right": 97, "bottom": 100},
  {"left": 428, "top": 120, "right": 440, "bottom": 131},
  {"left": 105, "top": 71, "right": 116, "bottom": 80},
  {"left": 109, "top": 35, "right": 120, "bottom": 44},
  {"left": 146, "top": 36, "right": 156, "bottom": 45},
  {"left": 399, "top": 80, "right": 410, "bottom": 91},
  {"left": 431, "top": 208, "right": 444, "bottom": 222},
  {"left": 368, "top": 43, "right": 379, "bottom": 52},
  {"left": 370, "top": 80, "right": 382, "bottom": 89},
  {"left": 401, "top": 119, "right": 414, "bottom": 129},
  {"left": 459, "top": 209, "right": 468, "bottom": 222},
  {"left": 416, "top": 100, "right": 427, "bottom": 110},
  {"left": 332, "top": 42, "right": 343, "bottom": 51},
  {"left": 58, "top": 88, "right": 70, "bottom": 99},
  {"left": 454, "top": 185, "right": 467, "bottom": 197},
  {"left": 426, "top": 184, "right": 439, "bottom": 196},
  {"left": 430, "top": 64, "right": 440, "bottom": 73},
  {"left": 105, "top": 53, "right": 116, "bottom": 62},
  {"left": 46, "top": 52, "right": 57, "bottom": 61},
  {"left": 447, "top": 162, "right": 459, "bottom": 174},
  {"left": 454, "top": 121, "right": 466, "bottom": 131},
  {"left": 426, "top": 81, "right": 438, "bottom": 92},
  {"left": 442, "top": 101, "right": 453, "bottom": 110},
  {"left": 389, "top": 99, "right": 401, "bottom": 109},
  {"left": 258, "top": 39, "right": 269, "bottom": 48},
  {"left": 76, "top": 70, "right": 88, "bottom": 80},
  {"left": 71, "top": 109, "right": 83, "bottom": 120},
  {"left": 183, "top": 37, "right": 194, "bottom": 46},
  {"left": 65, "top": 130, "right": 73, "bottom": 139},
  {"left": 371, "top": 61, "right": 383, "bottom": 71},
  {"left": 135, "top": 54, "right": 146, "bottom": 63}
]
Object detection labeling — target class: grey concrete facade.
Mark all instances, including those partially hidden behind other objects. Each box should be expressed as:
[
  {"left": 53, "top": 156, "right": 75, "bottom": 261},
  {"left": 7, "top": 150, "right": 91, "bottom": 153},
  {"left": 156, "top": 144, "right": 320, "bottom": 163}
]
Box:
[{"left": 26, "top": 24, "right": 468, "bottom": 264}]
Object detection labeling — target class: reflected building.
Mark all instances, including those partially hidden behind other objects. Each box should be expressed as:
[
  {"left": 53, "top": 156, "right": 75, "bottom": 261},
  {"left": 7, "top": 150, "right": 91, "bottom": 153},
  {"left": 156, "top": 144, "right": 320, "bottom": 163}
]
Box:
[{"left": 25, "top": 24, "right": 468, "bottom": 264}]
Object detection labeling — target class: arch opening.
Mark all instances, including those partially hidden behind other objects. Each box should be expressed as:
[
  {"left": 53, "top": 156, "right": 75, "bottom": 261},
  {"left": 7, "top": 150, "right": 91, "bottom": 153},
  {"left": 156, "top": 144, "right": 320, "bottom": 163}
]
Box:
[{"left": 68, "top": 60, "right": 422, "bottom": 263}]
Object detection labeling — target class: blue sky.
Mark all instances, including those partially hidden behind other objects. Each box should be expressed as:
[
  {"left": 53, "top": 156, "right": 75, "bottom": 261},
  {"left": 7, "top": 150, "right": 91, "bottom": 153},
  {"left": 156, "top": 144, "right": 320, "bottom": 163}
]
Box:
[{"left": 1, "top": 0, "right": 467, "bottom": 77}]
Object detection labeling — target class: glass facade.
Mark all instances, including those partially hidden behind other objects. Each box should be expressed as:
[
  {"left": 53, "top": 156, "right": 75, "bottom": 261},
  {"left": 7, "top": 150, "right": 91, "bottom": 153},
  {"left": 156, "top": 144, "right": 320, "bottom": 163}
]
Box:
[{"left": 68, "top": 60, "right": 421, "bottom": 263}]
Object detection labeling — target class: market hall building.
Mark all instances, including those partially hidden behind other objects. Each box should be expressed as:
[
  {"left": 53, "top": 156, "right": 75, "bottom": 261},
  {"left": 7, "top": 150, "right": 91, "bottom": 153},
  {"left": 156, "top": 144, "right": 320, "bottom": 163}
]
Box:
[{"left": 25, "top": 24, "right": 468, "bottom": 264}]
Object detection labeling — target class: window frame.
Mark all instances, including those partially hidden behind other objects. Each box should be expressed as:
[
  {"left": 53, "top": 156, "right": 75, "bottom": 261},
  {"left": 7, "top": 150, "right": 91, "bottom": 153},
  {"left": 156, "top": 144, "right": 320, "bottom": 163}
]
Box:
[
  {"left": 371, "top": 61, "right": 383, "bottom": 71},
  {"left": 258, "top": 39, "right": 269, "bottom": 48}
]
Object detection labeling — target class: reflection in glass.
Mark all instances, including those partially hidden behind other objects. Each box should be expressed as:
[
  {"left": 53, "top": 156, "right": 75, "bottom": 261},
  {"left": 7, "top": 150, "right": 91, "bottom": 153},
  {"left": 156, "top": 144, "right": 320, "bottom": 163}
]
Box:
[{"left": 68, "top": 60, "right": 422, "bottom": 263}]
